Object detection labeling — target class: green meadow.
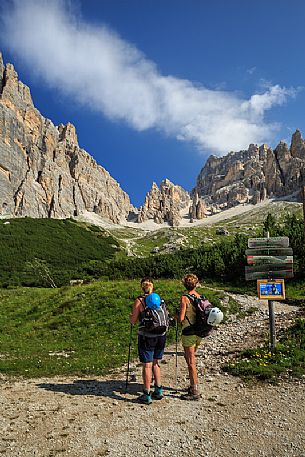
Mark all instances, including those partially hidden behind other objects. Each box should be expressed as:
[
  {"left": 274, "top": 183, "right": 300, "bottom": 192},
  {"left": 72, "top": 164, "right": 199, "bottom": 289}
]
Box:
[
  {"left": 0, "top": 278, "right": 303, "bottom": 379},
  {"left": 0, "top": 279, "right": 225, "bottom": 377}
]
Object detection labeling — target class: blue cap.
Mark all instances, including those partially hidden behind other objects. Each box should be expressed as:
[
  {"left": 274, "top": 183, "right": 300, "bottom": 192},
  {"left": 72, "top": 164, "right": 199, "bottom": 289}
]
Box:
[{"left": 145, "top": 293, "right": 161, "bottom": 310}]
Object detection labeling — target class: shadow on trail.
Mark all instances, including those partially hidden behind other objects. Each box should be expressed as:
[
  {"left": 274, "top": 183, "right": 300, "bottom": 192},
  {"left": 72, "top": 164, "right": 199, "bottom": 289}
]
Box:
[{"left": 37, "top": 379, "right": 180, "bottom": 402}]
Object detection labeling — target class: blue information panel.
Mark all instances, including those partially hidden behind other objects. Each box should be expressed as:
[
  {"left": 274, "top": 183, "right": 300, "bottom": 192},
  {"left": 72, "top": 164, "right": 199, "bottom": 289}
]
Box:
[{"left": 257, "top": 280, "right": 285, "bottom": 300}]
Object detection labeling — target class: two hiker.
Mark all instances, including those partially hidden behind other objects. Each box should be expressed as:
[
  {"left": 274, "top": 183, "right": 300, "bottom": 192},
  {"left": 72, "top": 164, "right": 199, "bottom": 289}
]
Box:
[{"left": 130, "top": 274, "right": 223, "bottom": 403}]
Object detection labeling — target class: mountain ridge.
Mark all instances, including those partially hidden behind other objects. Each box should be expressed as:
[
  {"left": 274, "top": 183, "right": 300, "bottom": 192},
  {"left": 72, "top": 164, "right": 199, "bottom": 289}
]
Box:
[
  {"left": 0, "top": 52, "right": 304, "bottom": 227},
  {"left": 192, "top": 131, "right": 305, "bottom": 213}
]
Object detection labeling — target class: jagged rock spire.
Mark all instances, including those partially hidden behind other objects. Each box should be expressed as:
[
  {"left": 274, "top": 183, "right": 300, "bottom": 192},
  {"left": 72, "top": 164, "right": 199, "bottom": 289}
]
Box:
[
  {"left": 290, "top": 128, "right": 305, "bottom": 159},
  {"left": 137, "top": 180, "right": 190, "bottom": 226}
]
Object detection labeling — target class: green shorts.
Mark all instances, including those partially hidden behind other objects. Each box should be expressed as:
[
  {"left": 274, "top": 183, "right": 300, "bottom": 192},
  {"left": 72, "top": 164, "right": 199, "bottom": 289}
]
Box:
[{"left": 181, "top": 334, "right": 202, "bottom": 349}]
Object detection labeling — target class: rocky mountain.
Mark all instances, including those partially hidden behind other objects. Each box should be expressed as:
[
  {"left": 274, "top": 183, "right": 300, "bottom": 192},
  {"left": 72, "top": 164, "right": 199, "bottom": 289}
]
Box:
[
  {"left": 137, "top": 179, "right": 190, "bottom": 226},
  {"left": 1, "top": 52, "right": 304, "bottom": 227},
  {"left": 0, "top": 53, "right": 133, "bottom": 223},
  {"left": 193, "top": 131, "right": 305, "bottom": 214}
]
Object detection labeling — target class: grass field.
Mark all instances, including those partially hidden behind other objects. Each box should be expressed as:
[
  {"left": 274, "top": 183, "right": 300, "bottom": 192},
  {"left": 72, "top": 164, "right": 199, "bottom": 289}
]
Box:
[
  {"left": 0, "top": 278, "right": 303, "bottom": 379},
  {"left": 0, "top": 279, "right": 226, "bottom": 377}
]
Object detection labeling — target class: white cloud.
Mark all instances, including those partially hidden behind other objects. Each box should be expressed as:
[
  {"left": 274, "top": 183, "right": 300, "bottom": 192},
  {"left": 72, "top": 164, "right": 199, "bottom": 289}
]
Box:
[
  {"left": 1, "top": 0, "right": 297, "bottom": 154},
  {"left": 247, "top": 66, "right": 257, "bottom": 75}
]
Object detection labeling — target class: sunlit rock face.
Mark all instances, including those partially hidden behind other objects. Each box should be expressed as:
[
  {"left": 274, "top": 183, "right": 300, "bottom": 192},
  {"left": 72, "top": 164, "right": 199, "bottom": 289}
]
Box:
[
  {"left": 137, "top": 179, "right": 190, "bottom": 227},
  {"left": 0, "top": 52, "right": 134, "bottom": 223},
  {"left": 193, "top": 131, "right": 305, "bottom": 213}
]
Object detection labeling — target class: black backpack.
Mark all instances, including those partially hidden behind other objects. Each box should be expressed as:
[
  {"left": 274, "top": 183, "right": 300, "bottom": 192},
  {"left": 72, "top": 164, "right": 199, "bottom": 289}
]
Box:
[
  {"left": 182, "top": 294, "right": 213, "bottom": 337},
  {"left": 139, "top": 296, "right": 169, "bottom": 335}
]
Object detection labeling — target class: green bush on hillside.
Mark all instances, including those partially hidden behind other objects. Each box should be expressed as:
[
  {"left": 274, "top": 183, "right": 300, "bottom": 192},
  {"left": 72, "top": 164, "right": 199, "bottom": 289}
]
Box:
[
  {"left": 80, "top": 212, "right": 304, "bottom": 282},
  {"left": 0, "top": 218, "right": 119, "bottom": 287},
  {"left": 0, "top": 212, "right": 304, "bottom": 287},
  {"left": 79, "top": 234, "right": 249, "bottom": 281}
]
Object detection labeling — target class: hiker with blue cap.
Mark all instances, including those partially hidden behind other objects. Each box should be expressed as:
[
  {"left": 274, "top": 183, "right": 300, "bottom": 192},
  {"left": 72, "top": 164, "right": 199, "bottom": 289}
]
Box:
[{"left": 130, "top": 277, "right": 169, "bottom": 404}]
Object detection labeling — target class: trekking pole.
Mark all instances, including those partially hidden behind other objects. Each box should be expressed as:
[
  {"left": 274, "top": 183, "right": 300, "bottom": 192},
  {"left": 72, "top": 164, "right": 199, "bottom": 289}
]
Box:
[
  {"left": 175, "top": 319, "right": 178, "bottom": 390},
  {"left": 125, "top": 324, "right": 133, "bottom": 393}
]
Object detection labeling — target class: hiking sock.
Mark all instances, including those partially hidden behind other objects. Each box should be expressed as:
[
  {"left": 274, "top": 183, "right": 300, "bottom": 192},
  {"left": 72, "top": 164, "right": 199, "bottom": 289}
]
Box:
[{"left": 137, "top": 389, "right": 152, "bottom": 405}]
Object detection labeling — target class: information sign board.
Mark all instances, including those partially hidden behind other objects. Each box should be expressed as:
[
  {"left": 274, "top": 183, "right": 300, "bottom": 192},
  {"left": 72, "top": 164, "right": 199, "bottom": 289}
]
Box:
[{"left": 257, "top": 279, "right": 285, "bottom": 300}]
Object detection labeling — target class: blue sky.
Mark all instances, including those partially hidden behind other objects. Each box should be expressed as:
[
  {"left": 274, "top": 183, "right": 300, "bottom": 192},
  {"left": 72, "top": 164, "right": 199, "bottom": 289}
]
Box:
[{"left": 1, "top": 0, "right": 305, "bottom": 206}]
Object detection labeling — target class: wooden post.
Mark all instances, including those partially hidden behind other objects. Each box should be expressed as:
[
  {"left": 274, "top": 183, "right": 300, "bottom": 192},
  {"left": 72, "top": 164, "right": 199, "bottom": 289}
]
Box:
[
  {"left": 268, "top": 300, "right": 276, "bottom": 351},
  {"left": 265, "top": 232, "right": 276, "bottom": 350}
]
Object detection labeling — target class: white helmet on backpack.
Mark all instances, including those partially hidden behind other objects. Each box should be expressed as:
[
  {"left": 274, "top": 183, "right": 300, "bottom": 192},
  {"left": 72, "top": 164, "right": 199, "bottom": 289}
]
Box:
[{"left": 207, "top": 307, "right": 223, "bottom": 326}]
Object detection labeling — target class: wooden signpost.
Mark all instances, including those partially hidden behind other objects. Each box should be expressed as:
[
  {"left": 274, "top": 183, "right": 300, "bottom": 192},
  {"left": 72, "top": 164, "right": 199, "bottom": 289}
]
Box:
[
  {"left": 245, "top": 234, "right": 293, "bottom": 350},
  {"left": 245, "top": 235, "right": 293, "bottom": 281}
]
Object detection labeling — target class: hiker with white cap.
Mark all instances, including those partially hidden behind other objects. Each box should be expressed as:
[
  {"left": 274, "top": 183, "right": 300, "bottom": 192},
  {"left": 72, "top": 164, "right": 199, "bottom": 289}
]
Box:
[{"left": 177, "top": 273, "right": 223, "bottom": 400}]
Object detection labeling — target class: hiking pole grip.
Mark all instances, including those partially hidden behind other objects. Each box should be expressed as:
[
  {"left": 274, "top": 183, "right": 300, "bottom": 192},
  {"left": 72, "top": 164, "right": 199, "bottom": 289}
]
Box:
[{"left": 125, "top": 324, "right": 133, "bottom": 393}]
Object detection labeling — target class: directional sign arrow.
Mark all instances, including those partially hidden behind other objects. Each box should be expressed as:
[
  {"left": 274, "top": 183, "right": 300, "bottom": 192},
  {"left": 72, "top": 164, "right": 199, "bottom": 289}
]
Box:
[
  {"left": 245, "top": 248, "right": 293, "bottom": 256},
  {"left": 245, "top": 270, "right": 294, "bottom": 281},
  {"left": 245, "top": 264, "right": 293, "bottom": 273},
  {"left": 248, "top": 237, "right": 289, "bottom": 249},
  {"left": 247, "top": 255, "right": 293, "bottom": 266}
]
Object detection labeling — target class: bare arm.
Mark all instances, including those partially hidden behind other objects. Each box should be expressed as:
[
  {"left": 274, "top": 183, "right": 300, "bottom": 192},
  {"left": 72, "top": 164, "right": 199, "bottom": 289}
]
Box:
[
  {"left": 129, "top": 298, "right": 142, "bottom": 325},
  {"left": 178, "top": 295, "right": 189, "bottom": 323}
]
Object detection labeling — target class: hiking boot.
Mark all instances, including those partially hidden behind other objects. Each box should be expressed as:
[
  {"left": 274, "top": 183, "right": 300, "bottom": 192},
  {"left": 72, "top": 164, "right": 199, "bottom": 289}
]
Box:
[
  {"left": 180, "top": 387, "right": 201, "bottom": 401},
  {"left": 137, "top": 391, "right": 152, "bottom": 405},
  {"left": 152, "top": 385, "right": 163, "bottom": 400}
]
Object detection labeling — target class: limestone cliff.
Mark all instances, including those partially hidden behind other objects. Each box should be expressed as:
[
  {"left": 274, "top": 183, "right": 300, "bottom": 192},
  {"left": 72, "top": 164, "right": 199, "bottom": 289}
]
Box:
[
  {"left": 193, "top": 131, "right": 305, "bottom": 214},
  {"left": 0, "top": 53, "right": 133, "bottom": 223},
  {"left": 1, "top": 52, "right": 304, "bottom": 227}
]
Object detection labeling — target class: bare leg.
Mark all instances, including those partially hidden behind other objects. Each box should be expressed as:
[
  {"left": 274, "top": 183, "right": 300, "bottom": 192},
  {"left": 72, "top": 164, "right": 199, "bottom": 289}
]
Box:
[
  {"left": 142, "top": 362, "right": 153, "bottom": 390},
  {"left": 152, "top": 359, "right": 161, "bottom": 386},
  {"left": 184, "top": 346, "right": 198, "bottom": 387}
]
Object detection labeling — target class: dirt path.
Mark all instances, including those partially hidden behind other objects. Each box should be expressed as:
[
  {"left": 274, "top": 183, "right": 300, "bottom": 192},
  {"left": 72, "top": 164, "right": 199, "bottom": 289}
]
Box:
[{"left": 0, "top": 294, "right": 304, "bottom": 457}]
